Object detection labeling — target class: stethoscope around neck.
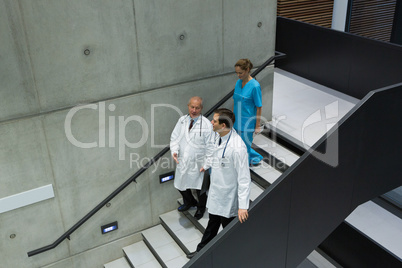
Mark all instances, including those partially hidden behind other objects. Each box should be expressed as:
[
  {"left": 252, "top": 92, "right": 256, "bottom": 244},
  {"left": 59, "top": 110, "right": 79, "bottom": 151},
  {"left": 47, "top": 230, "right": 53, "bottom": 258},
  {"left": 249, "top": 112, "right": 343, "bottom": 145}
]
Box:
[
  {"left": 182, "top": 114, "right": 202, "bottom": 136},
  {"left": 216, "top": 130, "right": 232, "bottom": 166}
]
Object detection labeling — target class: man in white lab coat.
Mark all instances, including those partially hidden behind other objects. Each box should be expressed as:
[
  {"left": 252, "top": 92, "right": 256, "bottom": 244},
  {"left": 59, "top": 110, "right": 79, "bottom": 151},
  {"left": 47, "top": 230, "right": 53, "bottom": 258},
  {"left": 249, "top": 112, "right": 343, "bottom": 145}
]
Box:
[
  {"left": 170, "top": 96, "right": 213, "bottom": 219},
  {"left": 187, "top": 108, "right": 251, "bottom": 258}
]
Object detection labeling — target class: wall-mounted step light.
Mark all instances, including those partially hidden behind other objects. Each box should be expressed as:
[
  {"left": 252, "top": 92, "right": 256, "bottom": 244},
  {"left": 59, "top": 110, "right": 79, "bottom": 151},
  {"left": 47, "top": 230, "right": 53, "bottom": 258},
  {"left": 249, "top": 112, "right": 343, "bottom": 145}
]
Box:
[
  {"left": 159, "top": 171, "right": 174, "bottom": 184},
  {"left": 101, "top": 221, "right": 118, "bottom": 234}
]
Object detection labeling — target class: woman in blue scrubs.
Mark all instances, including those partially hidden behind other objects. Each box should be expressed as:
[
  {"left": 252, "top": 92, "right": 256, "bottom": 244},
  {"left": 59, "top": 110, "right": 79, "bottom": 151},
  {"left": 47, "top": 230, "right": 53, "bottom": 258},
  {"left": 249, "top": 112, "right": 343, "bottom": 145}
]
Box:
[{"left": 232, "top": 58, "right": 263, "bottom": 166}]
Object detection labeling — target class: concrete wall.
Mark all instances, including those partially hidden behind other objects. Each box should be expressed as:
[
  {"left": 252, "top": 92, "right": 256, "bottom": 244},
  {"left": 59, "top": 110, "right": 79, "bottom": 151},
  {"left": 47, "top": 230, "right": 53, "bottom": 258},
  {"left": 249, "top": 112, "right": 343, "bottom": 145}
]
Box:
[{"left": 0, "top": 0, "right": 277, "bottom": 267}]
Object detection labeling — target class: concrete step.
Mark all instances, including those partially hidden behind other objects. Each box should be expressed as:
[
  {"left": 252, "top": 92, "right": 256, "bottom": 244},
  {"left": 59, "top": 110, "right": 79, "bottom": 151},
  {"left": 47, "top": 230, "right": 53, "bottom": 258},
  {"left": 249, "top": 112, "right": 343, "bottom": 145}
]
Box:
[
  {"left": 123, "top": 240, "right": 161, "bottom": 268},
  {"left": 303, "top": 250, "right": 338, "bottom": 268},
  {"left": 177, "top": 198, "right": 221, "bottom": 234},
  {"left": 250, "top": 163, "right": 282, "bottom": 185},
  {"left": 253, "top": 133, "right": 300, "bottom": 166},
  {"left": 250, "top": 133, "right": 291, "bottom": 187},
  {"left": 177, "top": 182, "right": 263, "bottom": 205},
  {"left": 160, "top": 210, "right": 203, "bottom": 254},
  {"left": 142, "top": 224, "right": 188, "bottom": 268},
  {"left": 250, "top": 181, "right": 264, "bottom": 202},
  {"left": 177, "top": 198, "right": 208, "bottom": 232},
  {"left": 104, "top": 257, "right": 131, "bottom": 268},
  {"left": 345, "top": 201, "right": 402, "bottom": 261}
]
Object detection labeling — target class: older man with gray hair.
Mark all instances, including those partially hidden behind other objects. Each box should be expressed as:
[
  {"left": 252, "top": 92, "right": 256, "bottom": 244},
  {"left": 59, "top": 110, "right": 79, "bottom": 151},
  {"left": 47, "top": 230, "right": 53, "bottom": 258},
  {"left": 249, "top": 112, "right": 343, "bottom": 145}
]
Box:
[{"left": 170, "top": 96, "right": 213, "bottom": 220}]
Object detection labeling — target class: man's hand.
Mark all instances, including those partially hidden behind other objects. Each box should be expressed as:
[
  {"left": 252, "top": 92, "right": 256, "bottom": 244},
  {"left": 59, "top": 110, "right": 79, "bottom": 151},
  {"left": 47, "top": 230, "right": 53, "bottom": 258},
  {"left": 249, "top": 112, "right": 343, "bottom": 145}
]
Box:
[
  {"left": 200, "top": 167, "right": 205, "bottom": 172},
  {"left": 238, "top": 209, "right": 248, "bottom": 223},
  {"left": 172, "top": 153, "right": 179, "bottom": 164}
]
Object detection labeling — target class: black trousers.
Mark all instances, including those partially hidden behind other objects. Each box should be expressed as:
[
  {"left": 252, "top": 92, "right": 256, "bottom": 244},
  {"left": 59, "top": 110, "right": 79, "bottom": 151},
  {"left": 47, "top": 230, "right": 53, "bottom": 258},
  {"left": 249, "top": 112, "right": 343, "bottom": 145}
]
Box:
[
  {"left": 179, "top": 189, "right": 207, "bottom": 210},
  {"left": 196, "top": 213, "right": 235, "bottom": 252},
  {"left": 179, "top": 171, "right": 209, "bottom": 209}
]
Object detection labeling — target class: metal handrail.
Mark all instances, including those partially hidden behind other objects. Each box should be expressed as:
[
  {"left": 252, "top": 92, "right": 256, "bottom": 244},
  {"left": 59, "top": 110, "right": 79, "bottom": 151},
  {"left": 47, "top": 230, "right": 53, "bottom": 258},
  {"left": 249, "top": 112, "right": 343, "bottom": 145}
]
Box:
[{"left": 27, "top": 51, "right": 286, "bottom": 257}]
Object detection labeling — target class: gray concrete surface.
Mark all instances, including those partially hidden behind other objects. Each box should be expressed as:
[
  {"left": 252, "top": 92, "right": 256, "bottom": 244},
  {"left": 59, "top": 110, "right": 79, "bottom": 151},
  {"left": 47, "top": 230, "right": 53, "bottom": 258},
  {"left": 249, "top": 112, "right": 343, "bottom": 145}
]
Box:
[
  {"left": 0, "top": 0, "right": 276, "bottom": 267},
  {"left": 0, "top": 1, "right": 40, "bottom": 121},
  {"left": 19, "top": 0, "right": 141, "bottom": 112},
  {"left": 134, "top": 0, "right": 224, "bottom": 89},
  {"left": 223, "top": 0, "right": 277, "bottom": 71}
]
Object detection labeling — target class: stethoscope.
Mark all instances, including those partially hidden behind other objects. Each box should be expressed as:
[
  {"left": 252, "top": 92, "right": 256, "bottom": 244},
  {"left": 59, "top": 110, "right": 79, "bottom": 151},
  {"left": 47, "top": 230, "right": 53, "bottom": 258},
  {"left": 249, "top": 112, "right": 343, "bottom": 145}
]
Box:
[
  {"left": 216, "top": 130, "right": 232, "bottom": 167},
  {"left": 181, "top": 114, "right": 202, "bottom": 136}
]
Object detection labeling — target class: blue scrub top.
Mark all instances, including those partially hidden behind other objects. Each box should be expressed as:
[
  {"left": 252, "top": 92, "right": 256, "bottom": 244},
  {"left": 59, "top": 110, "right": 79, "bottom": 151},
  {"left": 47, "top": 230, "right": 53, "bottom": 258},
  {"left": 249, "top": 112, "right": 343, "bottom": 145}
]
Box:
[{"left": 233, "top": 78, "right": 262, "bottom": 132}]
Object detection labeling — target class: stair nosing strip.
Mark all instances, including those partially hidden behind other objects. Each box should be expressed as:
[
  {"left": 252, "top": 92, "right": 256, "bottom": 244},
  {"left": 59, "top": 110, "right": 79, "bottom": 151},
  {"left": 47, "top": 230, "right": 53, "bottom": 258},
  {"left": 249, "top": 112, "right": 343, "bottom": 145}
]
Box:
[
  {"left": 160, "top": 215, "right": 191, "bottom": 255},
  {"left": 177, "top": 199, "right": 206, "bottom": 233},
  {"left": 250, "top": 169, "right": 271, "bottom": 189},
  {"left": 141, "top": 233, "right": 167, "bottom": 268}
]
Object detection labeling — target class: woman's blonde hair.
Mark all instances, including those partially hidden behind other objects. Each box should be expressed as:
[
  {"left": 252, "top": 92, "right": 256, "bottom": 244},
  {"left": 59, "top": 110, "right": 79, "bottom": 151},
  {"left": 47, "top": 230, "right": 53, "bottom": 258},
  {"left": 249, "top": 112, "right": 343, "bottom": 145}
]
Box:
[{"left": 235, "top": 58, "right": 253, "bottom": 71}]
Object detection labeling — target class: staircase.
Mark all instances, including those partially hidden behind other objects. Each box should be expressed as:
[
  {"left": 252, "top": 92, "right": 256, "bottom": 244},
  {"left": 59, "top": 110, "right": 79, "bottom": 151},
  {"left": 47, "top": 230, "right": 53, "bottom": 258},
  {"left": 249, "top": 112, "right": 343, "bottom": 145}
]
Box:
[
  {"left": 104, "top": 68, "right": 402, "bottom": 267},
  {"left": 103, "top": 129, "right": 337, "bottom": 268}
]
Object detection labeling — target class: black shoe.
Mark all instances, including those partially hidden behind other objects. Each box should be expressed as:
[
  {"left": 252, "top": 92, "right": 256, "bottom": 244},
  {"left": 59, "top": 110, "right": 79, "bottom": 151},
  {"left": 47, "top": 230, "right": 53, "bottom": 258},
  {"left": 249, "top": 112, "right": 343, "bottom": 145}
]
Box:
[
  {"left": 194, "top": 209, "right": 205, "bottom": 220},
  {"left": 249, "top": 161, "right": 261, "bottom": 167},
  {"left": 187, "top": 251, "right": 197, "bottom": 259},
  {"left": 178, "top": 200, "right": 197, "bottom": 212},
  {"left": 178, "top": 204, "right": 192, "bottom": 212}
]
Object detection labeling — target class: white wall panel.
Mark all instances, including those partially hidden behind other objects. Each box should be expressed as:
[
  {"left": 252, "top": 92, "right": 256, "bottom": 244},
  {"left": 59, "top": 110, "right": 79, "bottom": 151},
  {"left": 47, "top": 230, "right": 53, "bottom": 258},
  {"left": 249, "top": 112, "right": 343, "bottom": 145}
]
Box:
[{"left": 0, "top": 184, "right": 54, "bottom": 214}]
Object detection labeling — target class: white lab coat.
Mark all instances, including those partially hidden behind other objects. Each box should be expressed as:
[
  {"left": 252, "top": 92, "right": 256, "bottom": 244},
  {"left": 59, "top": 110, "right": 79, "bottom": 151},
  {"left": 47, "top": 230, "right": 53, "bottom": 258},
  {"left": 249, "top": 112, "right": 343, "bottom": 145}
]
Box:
[
  {"left": 170, "top": 115, "right": 213, "bottom": 191},
  {"left": 204, "top": 130, "right": 251, "bottom": 218}
]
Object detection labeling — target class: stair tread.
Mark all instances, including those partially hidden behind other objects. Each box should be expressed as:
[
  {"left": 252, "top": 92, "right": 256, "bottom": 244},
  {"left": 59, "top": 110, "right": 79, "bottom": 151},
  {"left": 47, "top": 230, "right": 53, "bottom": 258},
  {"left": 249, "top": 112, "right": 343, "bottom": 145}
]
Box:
[
  {"left": 136, "top": 259, "right": 163, "bottom": 268},
  {"left": 163, "top": 255, "right": 190, "bottom": 267},
  {"left": 250, "top": 181, "right": 264, "bottom": 201},
  {"left": 177, "top": 198, "right": 209, "bottom": 229},
  {"left": 160, "top": 210, "right": 203, "bottom": 253},
  {"left": 345, "top": 201, "right": 402, "bottom": 259},
  {"left": 250, "top": 164, "right": 282, "bottom": 184},
  {"left": 304, "top": 250, "right": 337, "bottom": 268},
  {"left": 123, "top": 240, "right": 161, "bottom": 268},
  {"left": 104, "top": 257, "right": 131, "bottom": 268},
  {"left": 142, "top": 225, "right": 188, "bottom": 267},
  {"left": 254, "top": 134, "right": 300, "bottom": 166}
]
